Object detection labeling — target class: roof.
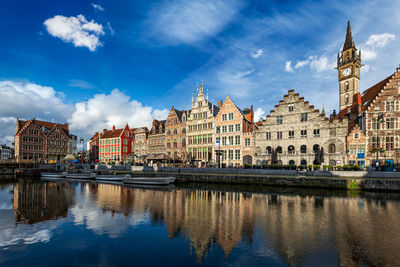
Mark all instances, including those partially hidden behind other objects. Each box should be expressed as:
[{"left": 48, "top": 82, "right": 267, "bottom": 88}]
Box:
[
  {"left": 100, "top": 129, "right": 124, "bottom": 139},
  {"left": 342, "top": 21, "right": 355, "bottom": 51},
  {"left": 16, "top": 119, "right": 69, "bottom": 136},
  {"left": 336, "top": 74, "right": 392, "bottom": 118},
  {"left": 208, "top": 102, "right": 220, "bottom": 116}
]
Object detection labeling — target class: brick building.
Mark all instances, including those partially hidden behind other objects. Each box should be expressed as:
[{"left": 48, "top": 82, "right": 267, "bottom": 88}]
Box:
[
  {"left": 165, "top": 107, "right": 189, "bottom": 160},
  {"left": 14, "top": 118, "right": 69, "bottom": 162},
  {"left": 88, "top": 132, "right": 100, "bottom": 163},
  {"left": 99, "top": 124, "right": 132, "bottom": 163},
  {"left": 186, "top": 82, "right": 219, "bottom": 166},
  {"left": 214, "top": 96, "right": 255, "bottom": 167},
  {"left": 148, "top": 120, "right": 166, "bottom": 155}
]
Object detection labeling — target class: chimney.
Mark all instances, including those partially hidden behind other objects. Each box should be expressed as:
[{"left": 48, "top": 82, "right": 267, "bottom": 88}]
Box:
[
  {"left": 332, "top": 110, "right": 337, "bottom": 117},
  {"left": 218, "top": 100, "right": 222, "bottom": 108}
]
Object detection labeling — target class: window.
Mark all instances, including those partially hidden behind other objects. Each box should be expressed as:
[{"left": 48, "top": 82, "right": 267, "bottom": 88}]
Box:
[
  {"left": 345, "top": 94, "right": 349, "bottom": 104},
  {"left": 386, "top": 118, "right": 395, "bottom": 129},
  {"left": 288, "top": 104, "right": 294, "bottom": 112},
  {"left": 222, "top": 136, "right": 227, "bottom": 146},
  {"left": 386, "top": 101, "right": 395, "bottom": 111},
  {"left": 222, "top": 114, "right": 227, "bottom": 121},
  {"left": 203, "top": 123, "right": 207, "bottom": 129},
  {"left": 300, "top": 113, "right": 308, "bottom": 122},
  {"left": 372, "top": 118, "right": 378, "bottom": 129},
  {"left": 288, "top": 131, "right": 294, "bottom": 139},
  {"left": 276, "top": 116, "right": 283, "bottom": 124},
  {"left": 329, "top": 144, "right": 336, "bottom": 153},
  {"left": 228, "top": 150, "right": 233, "bottom": 160},
  {"left": 245, "top": 138, "right": 250, "bottom": 146},
  {"left": 123, "top": 139, "right": 127, "bottom": 145},
  {"left": 349, "top": 144, "right": 356, "bottom": 154},
  {"left": 313, "top": 129, "right": 320, "bottom": 137},
  {"left": 222, "top": 126, "right": 227, "bottom": 133},
  {"left": 354, "top": 133, "right": 359, "bottom": 138},
  {"left": 228, "top": 125, "right": 234, "bottom": 132},
  {"left": 216, "top": 126, "right": 221, "bottom": 133},
  {"left": 235, "top": 135, "right": 240, "bottom": 145},
  {"left": 370, "top": 136, "right": 378, "bottom": 148},
  {"left": 288, "top": 145, "right": 295, "bottom": 154},
  {"left": 266, "top": 146, "right": 272, "bottom": 154},
  {"left": 229, "top": 113, "right": 234, "bottom": 120},
  {"left": 235, "top": 150, "right": 240, "bottom": 160},
  {"left": 277, "top": 132, "right": 282, "bottom": 139},
  {"left": 301, "top": 130, "right": 307, "bottom": 138},
  {"left": 228, "top": 136, "right": 234, "bottom": 146},
  {"left": 235, "top": 124, "right": 241, "bottom": 131},
  {"left": 208, "top": 122, "right": 213, "bottom": 128},
  {"left": 345, "top": 81, "right": 349, "bottom": 91},
  {"left": 313, "top": 144, "right": 320, "bottom": 153},
  {"left": 300, "top": 145, "right": 307, "bottom": 154},
  {"left": 266, "top": 132, "right": 271, "bottom": 140},
  {"left": 386, "top": 136, "right": 394, "bottom": 150},
  {"left": 276, "top": 146, "right": 282, "bottom": 154},
  {"left": 198, "top": 124, "right": 202, "bottom": 130},
  {"left": 174, "top": 129, "right": 178, "bottom": 135}
]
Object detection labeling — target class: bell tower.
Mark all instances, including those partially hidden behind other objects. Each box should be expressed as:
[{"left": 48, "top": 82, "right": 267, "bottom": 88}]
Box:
[{"left": 337, "top": 21, "right": 362, "bottom": 111}]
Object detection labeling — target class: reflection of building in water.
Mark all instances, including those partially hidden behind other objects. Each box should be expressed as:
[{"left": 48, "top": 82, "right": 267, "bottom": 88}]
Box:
[
  {"left": 85, "top": 183, "right": 400, "bottom": 266},
  {"left": 13, "top": 182, "right": 75, "bottom": 224},
  {"left": 253, "top": 194, "right": 400, "bottom": 266}
]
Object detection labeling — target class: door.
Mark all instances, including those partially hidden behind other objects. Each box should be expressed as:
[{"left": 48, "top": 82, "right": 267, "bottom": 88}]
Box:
[{"left": 385, "top": 159, "right": 394, "bottom": 172}]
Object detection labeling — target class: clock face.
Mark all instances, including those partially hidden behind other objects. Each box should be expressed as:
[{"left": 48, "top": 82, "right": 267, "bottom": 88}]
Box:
[{"left": 342, "top": 68, "right": 351, "bottom": 77}]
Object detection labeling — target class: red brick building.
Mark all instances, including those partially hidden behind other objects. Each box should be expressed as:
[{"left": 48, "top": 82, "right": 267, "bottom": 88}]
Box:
[
  {"left": 88, "top": 132, "right": 100, "bottom": 163},
  {"left": 99, "top": 124, "right": 132, "bottom": 163},
  {"left": 14, "top": 118, "right": 69, "bottom": 162}
]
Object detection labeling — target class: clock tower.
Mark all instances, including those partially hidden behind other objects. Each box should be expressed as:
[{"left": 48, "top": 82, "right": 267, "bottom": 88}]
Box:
[{"left": 337, "top": 21, "right": 362, "bottom": 111}]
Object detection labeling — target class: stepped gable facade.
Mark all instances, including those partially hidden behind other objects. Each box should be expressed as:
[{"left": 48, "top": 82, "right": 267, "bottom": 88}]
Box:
[
  {"left": 254, "top": 90, "right": 348, "bottom": 167},
  {"left": 165, "top": 106, "right": 189, "bottom": 159},
  {"left": 14, "top": 118, "right": 69, "bottom": 162},
  {"left": 148, "top": 119, "right": 166, "bottom": 155},
  {"left": 214, "top": 96, "right": 255, "bottom": 167}
]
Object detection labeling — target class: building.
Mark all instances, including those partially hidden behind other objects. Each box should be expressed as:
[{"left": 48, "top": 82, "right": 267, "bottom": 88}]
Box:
[
  {"left": 68, "top": 134, "right": 78, "bottom": 155},
  {"left": 99, "top": 124, "right": 132, "bottom": 163},
  {"left": 186, "top": 82, "right": 219, "bottom": 166},
  {"left": 14, "top": 118, "right": 69, "bottom": 162},
  {"left": 0, "top": 144, "right": 12, "bottom": 161},
  {"left": 214, "top": 96, "right": 255, "bottom": 167},
  {"left": 132, "top": 127, "right": 149, "bottom": 159},
  {"left": 254, "top": 90, "right": 348, "bottom": 167},
  {"left": 335, "top": 21, "right": 400, "bottom": 169},
  {"left": 88, "top": 132, "right": 100, "bottom": 163},
  {"left": 165, "top": 107, "right": 189, "bottom": 160},
  {"left": 148, "top": 120, "right": 166, "bottom": 155},
  {"left": 337, "top": 21, "right": 362, "bottom": 111}
]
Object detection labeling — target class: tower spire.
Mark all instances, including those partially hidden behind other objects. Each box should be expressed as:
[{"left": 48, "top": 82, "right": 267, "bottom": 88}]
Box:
[{"left": 342, "top": 20, "right": 355, "bottom": 51}]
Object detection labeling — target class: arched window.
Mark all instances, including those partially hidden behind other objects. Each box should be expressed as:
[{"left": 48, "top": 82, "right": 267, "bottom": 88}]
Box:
[
  {"left": 255, "top": 146, "right": 261, "bottom": 155},
  {"left": 346, "top": 51, "right": 349, "bottom": 60},
  {"left": 345, "top": 94, "right": 349, "bottom": 104},
  {"left": 276, "top": 146, "right": 282, "bottom": 154},
  {"left": 329, "top": 160, "right": 336, "bottom": 166},
  {"left": 329, "top": 144, "right": 336, "bottom": 153},
  {"left": 301, "top": 159, "right": 307, "bottom": 166},
  {"left": 289, "top": 160, "right": 295, "bottom": 165},
  {"left": 288, "top": 145, "right": 295, "bottom": 154},
  {"left": 300, "top": 145, "right": 307, "bottom": 154},
  {"left": 313, "top": 144, "right": 320, "bottom": 153},
  {"left": 262, "top": 160, "right": 267, "bottom": 166},
  {"left": 345, "top": 81, "right": 349, "bottom": 91},
  {"left": 266, "top": 146, "right": 272, "bottom": 154}
]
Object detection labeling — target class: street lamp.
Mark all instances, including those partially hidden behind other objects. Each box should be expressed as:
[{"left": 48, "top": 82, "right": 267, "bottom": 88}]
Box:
[{"left": 375, "top": 112, "right": 384, "bottom": 171}]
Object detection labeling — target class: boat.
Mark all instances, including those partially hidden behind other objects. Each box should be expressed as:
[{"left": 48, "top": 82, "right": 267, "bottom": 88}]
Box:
[
  {"left": 41, "top": 172, "right": 67, "bottom": 178},
  {"left": 65, "top": 172, "right": 96, "bottom": 179},
  {"left": 123, "top": 176, "right": 175, "bottom": 185},
  {"left": 96, "top": 174, "right": 130, "bottom": 182}
]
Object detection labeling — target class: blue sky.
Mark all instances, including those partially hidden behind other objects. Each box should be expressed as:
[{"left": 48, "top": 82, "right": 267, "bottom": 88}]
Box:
[{"left": 0, "top": 0, "right": 399, "bottom": 145}]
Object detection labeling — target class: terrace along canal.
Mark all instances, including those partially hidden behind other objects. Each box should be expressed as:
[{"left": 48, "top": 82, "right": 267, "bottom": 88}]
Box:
[{"left": 1, "top": 179, "right": 400, "bottom": 266}]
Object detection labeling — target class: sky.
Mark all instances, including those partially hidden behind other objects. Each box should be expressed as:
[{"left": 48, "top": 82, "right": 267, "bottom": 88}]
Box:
[{"left": 0, "top": 0, "right": 399, "bottom": 145}]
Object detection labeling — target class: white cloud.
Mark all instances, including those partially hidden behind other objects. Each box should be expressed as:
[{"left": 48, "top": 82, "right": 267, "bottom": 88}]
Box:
[
  {"left": 365, "top": 33, "right": 395, "bottom": 48},
  {"left": 147, "top": 0, "right": 243, "bottom": 44},
  {"left": 251, "top": 49, "right": 264, "bottom": 59},
  {"left": 293, "top": 55, "right": 334, "bottom": 72},
  {"left": 254, "top": 107, "right": 265, "bottom": 122},
  {"left": 91, "top": 3, "right": 104, "bottom": 12},
  {"left": 44, "top": 15, "right": 105, "bottom": 51},
  {"left": 107, "top": 22, "right": 115, "bottom": 35},
  {"left": 68, "top": 79, "right": 96, "bottom": 89},
  {"left": 69, "top": 89, "right": 169, "bottom": 137},
  {"left": 362, "top": 64, "right": 370, "bottom": 73},
  {"left": 361, "top": 33, "right": 395, "bottom": 61},
  {"left": 285, "top": 61, "right": 293, "bottom": 72}
]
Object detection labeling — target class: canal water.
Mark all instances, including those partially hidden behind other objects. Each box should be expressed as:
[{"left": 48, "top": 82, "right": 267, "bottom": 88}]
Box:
[{"left": 1, "top": 180, "right": 400, "bottom": 266}]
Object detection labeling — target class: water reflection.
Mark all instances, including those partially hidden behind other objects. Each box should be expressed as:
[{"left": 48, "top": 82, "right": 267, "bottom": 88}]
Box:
[{"left": 3, "top": 181, "right": 400, "bottom": 266}]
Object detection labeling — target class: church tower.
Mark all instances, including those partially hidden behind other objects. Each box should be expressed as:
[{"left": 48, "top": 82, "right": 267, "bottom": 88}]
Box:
[{"left": 337, "top": 21, "right": 362, "bottom": 111}]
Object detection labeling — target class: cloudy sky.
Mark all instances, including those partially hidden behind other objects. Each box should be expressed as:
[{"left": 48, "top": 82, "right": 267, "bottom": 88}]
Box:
[{"left": 1, "top": 0, "right": 399, "bottom": 145}]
